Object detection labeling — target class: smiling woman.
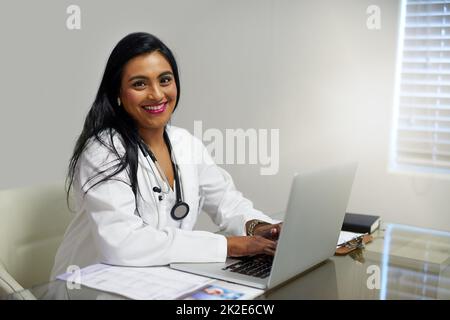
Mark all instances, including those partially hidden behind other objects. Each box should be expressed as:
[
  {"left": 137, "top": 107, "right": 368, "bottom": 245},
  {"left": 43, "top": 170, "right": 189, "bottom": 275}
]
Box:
[
  {"left": 118, "top": 51, "right": 179, "bottom": 188},
  {"left": 50, "top": 32, "right": 281, "bottom": 279},
  {"left": 119, "top": 52, "right": 178, "bottom": 139}
]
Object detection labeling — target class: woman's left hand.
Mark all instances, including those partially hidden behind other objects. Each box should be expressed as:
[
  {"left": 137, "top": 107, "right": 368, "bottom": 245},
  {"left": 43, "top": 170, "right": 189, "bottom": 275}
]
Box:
[{"left": 253, "top": 223, "right": 283, "bottom": 240}]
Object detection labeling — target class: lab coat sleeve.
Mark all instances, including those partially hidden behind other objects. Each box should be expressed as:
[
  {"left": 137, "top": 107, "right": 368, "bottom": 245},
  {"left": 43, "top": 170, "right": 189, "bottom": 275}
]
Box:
[
  {"left": 194, "top": 136, "right": 276, "bottom": 236},
  {"left": 76, "top": 133, "right": 227, "bottom": 266}
]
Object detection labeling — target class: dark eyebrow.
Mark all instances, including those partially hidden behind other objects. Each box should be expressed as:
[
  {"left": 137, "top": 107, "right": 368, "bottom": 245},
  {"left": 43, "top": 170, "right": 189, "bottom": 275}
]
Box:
[
  {"left": 128, "top": 71, "right": 174, "bottom": 82},
  {"left": 159, "top": 71, "right": 174, "bottom": 78},
  {"left": 128, "top": 75, "right": 148, "bottom": 82}
]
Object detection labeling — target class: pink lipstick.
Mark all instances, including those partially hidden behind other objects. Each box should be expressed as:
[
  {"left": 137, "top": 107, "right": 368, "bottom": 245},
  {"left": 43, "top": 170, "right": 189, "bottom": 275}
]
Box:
[{"left": 141, "top": 102, "right": 167, "bottom": 114}]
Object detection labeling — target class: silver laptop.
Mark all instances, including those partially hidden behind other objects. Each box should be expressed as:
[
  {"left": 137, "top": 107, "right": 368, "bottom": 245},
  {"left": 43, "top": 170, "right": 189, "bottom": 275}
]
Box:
[{"left": 170, "top": 163, "right": 357, "bottom": 289}]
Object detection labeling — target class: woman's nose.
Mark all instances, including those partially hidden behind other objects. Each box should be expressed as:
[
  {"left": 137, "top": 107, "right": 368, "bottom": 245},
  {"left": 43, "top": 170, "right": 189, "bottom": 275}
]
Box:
[{"left": 148, "top": 85, "right": 164, "bottom": 101}]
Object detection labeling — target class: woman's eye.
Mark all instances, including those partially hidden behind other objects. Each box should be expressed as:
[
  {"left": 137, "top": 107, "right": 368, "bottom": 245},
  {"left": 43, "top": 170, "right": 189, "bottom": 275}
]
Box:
[
  {"left": 160, "top": 76, "right": 172, "bottom": 85},
  {"left": 132, "top": 81, "right": 146, "bottom": 88}
]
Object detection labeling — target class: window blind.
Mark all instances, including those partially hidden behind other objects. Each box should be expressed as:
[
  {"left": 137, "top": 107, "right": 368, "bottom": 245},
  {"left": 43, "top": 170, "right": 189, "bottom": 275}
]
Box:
[{"left": 394, "top": 0, "right": 450, "bottom": 173}]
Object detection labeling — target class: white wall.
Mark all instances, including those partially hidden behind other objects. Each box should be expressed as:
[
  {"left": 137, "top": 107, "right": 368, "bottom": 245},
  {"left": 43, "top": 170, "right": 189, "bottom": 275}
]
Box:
[{"left": 1, "top": 0, "right": 449, "bottom": 231}]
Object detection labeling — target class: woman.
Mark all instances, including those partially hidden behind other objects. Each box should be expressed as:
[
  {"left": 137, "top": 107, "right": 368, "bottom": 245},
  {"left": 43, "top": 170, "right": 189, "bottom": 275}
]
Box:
[{"left": 51, "top": 32, "right": 280, "bottom": 279}]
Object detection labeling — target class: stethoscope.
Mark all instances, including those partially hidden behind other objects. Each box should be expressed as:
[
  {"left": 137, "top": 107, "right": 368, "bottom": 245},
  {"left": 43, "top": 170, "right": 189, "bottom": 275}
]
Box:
[{"left": 138, "top": 131, "right": 190, "bottom": 220}]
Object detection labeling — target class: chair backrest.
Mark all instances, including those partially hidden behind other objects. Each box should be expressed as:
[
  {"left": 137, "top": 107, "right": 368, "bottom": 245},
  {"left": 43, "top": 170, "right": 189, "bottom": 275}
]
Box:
[{"left": 0, "top": 183, "right": 73, "bottom": 290}]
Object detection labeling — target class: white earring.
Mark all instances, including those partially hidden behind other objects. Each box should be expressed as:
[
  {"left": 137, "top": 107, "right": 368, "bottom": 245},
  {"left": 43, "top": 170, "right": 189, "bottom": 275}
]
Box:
[{"left": 117, "top": 97, "right": 121, "bottom": 106}]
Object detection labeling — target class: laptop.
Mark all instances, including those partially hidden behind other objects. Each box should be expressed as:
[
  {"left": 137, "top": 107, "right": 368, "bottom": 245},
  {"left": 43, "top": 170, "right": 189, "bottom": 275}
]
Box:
[{"left": 170, "top": 163, "right": 357, "bottom": 289}]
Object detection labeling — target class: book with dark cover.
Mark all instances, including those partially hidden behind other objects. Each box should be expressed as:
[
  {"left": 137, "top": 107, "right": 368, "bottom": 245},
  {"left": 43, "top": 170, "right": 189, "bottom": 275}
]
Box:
[{"left": 342, "top": 213, "right": 381, "bottom": 234}]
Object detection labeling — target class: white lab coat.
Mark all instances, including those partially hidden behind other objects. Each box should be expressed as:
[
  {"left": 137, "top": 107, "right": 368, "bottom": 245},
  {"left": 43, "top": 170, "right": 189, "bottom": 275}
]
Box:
[{"left": 50, "top": 125, "right": 275, "bottom": 279}]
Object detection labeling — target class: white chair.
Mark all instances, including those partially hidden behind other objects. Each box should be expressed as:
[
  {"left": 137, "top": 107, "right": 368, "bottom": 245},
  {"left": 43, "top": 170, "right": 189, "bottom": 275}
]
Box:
[{"left": 0, "top": 183, "right": 73, "bottom": 298}]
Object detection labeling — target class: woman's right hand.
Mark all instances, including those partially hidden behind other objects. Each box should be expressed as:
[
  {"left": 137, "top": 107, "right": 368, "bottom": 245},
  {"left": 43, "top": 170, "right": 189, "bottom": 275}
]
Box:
[{"left": 226, "top": 236, "right": 277, "bottom": 257}]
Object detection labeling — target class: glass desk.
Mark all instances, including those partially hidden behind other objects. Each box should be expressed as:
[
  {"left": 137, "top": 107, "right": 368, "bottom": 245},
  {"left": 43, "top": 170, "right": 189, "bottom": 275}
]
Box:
[{"left": 3, "top": 223, "right": 450, "bottom": 300}]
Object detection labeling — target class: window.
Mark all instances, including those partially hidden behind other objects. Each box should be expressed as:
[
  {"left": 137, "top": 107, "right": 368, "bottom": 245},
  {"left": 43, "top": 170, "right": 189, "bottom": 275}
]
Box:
[{"left": 392, "top": 0, "right": 450, "bottom": 175}]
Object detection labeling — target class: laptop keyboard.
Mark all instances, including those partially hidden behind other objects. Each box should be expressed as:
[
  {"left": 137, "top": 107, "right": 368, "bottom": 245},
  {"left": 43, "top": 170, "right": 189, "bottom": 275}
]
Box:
[{"left": 222, "top": 255, "right": 273, "bottom": 279}]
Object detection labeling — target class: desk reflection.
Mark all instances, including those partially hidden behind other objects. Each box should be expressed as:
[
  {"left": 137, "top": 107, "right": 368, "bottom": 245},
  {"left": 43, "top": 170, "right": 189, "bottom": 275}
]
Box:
[
  {"left": 382, "top": 224, "right": 450, "bottom": 300},
  {"left": 263, "top": 259, "right": 338, "bottom": 299}
]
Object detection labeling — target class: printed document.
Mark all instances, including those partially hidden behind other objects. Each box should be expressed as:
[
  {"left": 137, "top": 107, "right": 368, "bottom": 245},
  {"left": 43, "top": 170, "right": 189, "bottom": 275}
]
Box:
[{"left": 57, "top": 264, "right": 214, "bottom": 300}]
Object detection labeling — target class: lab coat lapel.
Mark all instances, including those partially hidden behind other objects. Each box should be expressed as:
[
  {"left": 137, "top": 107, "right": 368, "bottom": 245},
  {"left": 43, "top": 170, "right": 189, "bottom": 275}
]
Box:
[
  {"left": 137, "top": 146, "right": 161, "bottom": 227},
  {"left": 167, "top": 127, "right": 198, "bottom": 230}
]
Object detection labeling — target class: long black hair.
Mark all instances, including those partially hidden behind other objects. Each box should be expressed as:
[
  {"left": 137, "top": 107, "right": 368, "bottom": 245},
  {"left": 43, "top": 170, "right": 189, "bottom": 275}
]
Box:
[{"left": 66, "top": 32, "right": 180, "bottom": 208}]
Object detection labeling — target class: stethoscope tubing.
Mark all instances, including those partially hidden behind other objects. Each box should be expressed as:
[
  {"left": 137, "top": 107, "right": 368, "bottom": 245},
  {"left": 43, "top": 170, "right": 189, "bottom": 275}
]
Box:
[{"left": 138, "top": 132, "right": 189, "bottom": 220}]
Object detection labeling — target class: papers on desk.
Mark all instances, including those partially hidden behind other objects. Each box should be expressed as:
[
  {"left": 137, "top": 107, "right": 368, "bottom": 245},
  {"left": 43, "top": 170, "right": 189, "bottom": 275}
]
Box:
[
  {"left": 57, "top": 264, "right": 263, "bottom": 300},
  {"left": 181, "top": 280, "right": 263, "bottom": 300},
  {"left": 337, "top": 230, "right": 364, "bottom": 248},
  {"left": 57, "top": 264, "right": 213, "bottom": 300}
]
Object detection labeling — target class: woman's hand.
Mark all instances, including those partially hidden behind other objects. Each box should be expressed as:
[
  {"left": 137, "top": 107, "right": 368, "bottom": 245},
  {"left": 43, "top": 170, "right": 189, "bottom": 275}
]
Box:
[
  {"left": 253, "top": 223, "right": 283, "bottom": 240},
  {"left": 226, "top": 236, "right": 277, "bottom": 257}
]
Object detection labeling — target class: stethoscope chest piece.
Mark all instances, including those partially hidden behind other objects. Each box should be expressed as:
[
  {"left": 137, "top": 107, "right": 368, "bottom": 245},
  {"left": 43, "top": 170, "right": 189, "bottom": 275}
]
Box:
[{"left": 171, "top": 201, "right": 190, "bottom": 220}]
